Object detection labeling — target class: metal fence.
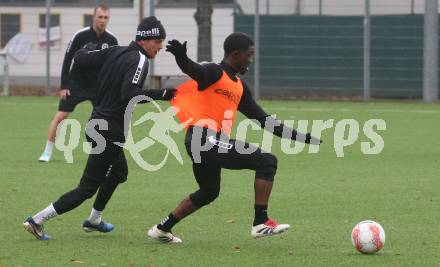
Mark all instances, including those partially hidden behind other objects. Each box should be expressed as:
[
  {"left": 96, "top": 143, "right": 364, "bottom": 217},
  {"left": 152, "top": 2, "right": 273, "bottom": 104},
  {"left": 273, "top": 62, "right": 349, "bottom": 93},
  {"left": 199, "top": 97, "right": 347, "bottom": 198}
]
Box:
[
  {"left": 0, "top": 0, "right": 438, "bottom": 101},
  {"left": 236, "top": 0, "right": 438, "bottom": 101}
]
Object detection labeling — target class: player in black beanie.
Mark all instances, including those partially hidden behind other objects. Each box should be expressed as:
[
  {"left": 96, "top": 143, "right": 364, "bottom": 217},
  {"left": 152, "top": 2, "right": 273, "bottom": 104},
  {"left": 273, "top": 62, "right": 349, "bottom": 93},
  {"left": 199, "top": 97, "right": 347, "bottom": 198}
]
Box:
[
  {"left": 136, "top": 16, "right": 166, "bottom": 41},
  {"left": 134, "top": 16, "right": 167, "bottom": 58},
  {"left": 23, "top": 16, "right": 175, "bottom": 240}
]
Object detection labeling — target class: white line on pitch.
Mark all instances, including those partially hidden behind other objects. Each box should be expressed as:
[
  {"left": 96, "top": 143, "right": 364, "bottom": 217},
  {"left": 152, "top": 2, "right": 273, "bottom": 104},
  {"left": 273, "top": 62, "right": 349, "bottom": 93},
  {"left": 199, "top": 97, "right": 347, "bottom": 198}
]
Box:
[
  {"left": 265, "top": 107, "right": 440, "bottom": 114},
  {"left": 2, "top": 101, "right": 438, "bottom": 114}
]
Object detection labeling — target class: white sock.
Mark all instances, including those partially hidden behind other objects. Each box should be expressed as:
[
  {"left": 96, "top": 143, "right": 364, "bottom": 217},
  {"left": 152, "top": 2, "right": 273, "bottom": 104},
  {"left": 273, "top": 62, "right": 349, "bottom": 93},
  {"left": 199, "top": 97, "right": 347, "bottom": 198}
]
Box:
[
  {"left": 44, "top": 141, "right": 54, "bottom": 154},
  {"left": 32, "top": 203, "right": 58, "bottom": 225},
  {"left": 88, "top": 208, "right": 102, "bottom": 225}
]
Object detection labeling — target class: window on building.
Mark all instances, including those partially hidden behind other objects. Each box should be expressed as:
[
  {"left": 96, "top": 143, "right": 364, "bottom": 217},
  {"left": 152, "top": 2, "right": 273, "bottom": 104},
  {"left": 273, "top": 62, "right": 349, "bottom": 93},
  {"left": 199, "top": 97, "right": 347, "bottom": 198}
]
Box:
[
  {"left": 38, "top": 13, "right": 61, "bottom": 50},
  {"left": 0, "top": 0, "right": 133, "bottom": 7},
  {"left": 0, "top": 13, "right": 20, "bottom": 48},
  {"left": 39, "top": 14, "right": 60, "bottom": 28},
  {"left": 157, "top": 0, "right": 234, "bottom": 7},
  {"left": 83, "top": 14, "right": 93, "bottom": 27}
]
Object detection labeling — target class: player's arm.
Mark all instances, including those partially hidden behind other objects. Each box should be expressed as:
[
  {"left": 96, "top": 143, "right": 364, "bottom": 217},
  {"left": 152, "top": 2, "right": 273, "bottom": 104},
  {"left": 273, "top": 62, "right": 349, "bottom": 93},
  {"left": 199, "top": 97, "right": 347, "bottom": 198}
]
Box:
[
  {"left": 165, "top": 39, "right": 222, "bottom": 90},
  {"left": 69, "top": 45, "right": 110, "bottom": 82},
  {"left": 238, "top": 83, "right": 321, "bottom": 145},
  {"left": 121, "top": 57, "right": 174, "bottom": 103},
  {"left": 60, "top": 33, "right": 83, "bottom": 93}
]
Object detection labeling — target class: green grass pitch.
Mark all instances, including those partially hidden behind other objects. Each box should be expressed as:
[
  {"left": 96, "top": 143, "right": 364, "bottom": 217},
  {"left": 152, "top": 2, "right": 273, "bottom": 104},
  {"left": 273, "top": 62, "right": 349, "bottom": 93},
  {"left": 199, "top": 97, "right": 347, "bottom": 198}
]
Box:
[{"left": 0, "top": 96, "right": 439, "bottom": 266}]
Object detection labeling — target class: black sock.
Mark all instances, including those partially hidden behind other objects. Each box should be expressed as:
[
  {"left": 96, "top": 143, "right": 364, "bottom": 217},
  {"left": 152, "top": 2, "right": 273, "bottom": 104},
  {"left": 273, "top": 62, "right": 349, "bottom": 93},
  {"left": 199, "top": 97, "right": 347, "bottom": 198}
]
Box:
[
  {"left": 157, "top": 213, "right": 179, "bottom": 232},
  {"left": 253, "top": 204, "right": 269, "bottom": 226}
]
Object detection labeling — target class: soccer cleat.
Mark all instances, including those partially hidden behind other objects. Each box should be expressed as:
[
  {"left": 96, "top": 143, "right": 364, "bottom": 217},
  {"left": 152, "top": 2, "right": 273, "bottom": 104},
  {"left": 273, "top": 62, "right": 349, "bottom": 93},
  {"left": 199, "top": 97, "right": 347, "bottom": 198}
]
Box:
[
  {"left": 38, "top": 152, "right": 51, "bottom": 162},
  {"left": 23, "top": 217, "right": 51, "bottom": 240},
  {"left": 147, "top": 225, "right": 182, "bottom": 243},
  {"left": 251, "top": 219, "right": 290, "bottom": 238},
  {"left": 82, "top": 220, "right": 114, "bottom": 233}
]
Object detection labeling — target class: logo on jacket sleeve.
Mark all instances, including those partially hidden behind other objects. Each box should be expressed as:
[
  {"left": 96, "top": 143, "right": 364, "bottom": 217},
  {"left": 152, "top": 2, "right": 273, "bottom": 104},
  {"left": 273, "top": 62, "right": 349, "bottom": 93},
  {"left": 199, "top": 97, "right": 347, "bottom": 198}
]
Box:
[
  {"left": 132, "top": 52, "right": 146, "bottom": 84},
  {"left": 132, "top": 67, "right": 142, "bottom": 84}
]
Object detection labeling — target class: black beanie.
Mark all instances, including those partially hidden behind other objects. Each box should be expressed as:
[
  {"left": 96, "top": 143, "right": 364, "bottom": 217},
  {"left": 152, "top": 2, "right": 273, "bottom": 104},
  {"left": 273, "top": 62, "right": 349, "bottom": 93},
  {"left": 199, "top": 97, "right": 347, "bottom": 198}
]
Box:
[{"left": 135, "top": 16, "right": 166, "bottom": 41}]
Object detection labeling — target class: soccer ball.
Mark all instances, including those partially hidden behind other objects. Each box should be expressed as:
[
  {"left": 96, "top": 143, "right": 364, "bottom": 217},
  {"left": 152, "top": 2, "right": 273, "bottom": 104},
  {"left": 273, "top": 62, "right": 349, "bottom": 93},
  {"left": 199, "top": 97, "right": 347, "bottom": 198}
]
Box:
[{"left": 351, "top": 220, "right": 385, "bottom": 254}]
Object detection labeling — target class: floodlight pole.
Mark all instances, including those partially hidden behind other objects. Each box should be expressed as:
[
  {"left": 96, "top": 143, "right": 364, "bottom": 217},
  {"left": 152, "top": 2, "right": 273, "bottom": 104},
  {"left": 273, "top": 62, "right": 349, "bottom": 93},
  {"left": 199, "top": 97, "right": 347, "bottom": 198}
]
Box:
[
  {"left": 149, "top": 0, "right": 155, "bottom": 77},
  {"left": 0, "top": 52, "right": 9, "bottom": 96},
  {"left": 254, "top": 0, "right": 260, "bottom": 100},
  {"left": 319, "top": 0, "right": 323, "bottom": 15},
  {"left": 45, "top": 0, "right": 52, "bottom": 96},
  {"left": 423, "top": 0, "right": 438, "bottom": 102},
  {"left": 363, "top": 0, "right": 371, "bottom": 101}
]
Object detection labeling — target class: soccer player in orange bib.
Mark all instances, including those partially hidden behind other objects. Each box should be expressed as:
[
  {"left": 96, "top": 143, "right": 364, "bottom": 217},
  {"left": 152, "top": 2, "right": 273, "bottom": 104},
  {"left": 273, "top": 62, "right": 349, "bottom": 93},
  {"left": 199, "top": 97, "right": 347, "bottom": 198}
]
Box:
[{"left": 148, "top": 32, "right": 321, "bottom": 243}]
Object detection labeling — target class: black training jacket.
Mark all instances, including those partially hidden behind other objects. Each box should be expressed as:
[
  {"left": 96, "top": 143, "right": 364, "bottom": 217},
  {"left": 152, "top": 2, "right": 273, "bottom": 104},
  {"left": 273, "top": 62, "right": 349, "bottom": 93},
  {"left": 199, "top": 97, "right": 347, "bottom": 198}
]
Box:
[
  {"left": 61, "top": 26, "right": 118, "bottom": 98},
  {"left": 70, "top": 41, "right": 168, "bottom": 142}
]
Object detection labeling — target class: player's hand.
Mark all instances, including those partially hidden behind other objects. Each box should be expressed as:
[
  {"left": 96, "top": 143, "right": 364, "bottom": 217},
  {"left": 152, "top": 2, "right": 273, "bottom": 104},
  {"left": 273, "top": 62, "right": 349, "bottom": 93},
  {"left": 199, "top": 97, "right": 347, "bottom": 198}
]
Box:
[
  {"left": 295, "top": 132, "right": 322, "bottom": 145},
  {"left": 59, "top": 89, "right": 70, "bottom": 100},
  {"left": 166, "top": 40, "right": 187, "bottom": 58},
  {"left": 161, "top": 88, "right": 176, "bottom": 100}
]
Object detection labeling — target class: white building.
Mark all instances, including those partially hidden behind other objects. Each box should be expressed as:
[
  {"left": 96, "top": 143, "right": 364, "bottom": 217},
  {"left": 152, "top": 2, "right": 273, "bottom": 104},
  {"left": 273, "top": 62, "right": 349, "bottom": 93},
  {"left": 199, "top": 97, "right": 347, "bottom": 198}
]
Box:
[{"left": 0, "top": 0, "right": 427, "bottom": 89}]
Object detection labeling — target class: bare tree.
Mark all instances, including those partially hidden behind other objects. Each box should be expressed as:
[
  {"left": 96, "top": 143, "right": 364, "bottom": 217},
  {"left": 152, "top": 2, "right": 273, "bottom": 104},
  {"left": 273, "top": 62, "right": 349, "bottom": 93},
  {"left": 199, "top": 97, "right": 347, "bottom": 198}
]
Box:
[
  {"left": 194, "top": 0, "right": 213, "bottom": 62},
  {"left": 294, "top": 0, "right": 303, "bottom": 15}
]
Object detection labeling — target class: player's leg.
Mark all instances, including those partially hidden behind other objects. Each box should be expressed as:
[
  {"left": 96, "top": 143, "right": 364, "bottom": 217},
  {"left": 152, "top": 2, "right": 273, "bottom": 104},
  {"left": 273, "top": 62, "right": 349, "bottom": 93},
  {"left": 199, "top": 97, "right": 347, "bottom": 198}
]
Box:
[
  {"left": 38, "top": 111, "right": 69, "bottom": 162},
  {"left": 213, "top": 137, "right": 290, "bottom": 238},
  {"left": 24, "top": 142, "right": 120, "bottom": 240},
  {"left": 83, "top": 150, "right": 128, "bottom": 233},
  {"left": 38, "top": 96, "right": 85, "bottom": 162},
  {"left": 148, "top": 161, "right": 221, "bottom": 243}
]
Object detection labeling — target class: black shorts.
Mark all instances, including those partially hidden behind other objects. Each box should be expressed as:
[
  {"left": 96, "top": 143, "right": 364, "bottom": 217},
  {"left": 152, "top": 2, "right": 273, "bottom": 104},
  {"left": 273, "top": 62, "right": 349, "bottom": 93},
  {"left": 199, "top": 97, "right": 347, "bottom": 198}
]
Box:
[
  {"left": 58, "top": 95, "right": 93, "bottom": 112},
  {"left": 184, "top": 126, "right": 277, "bottom": 185}
]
